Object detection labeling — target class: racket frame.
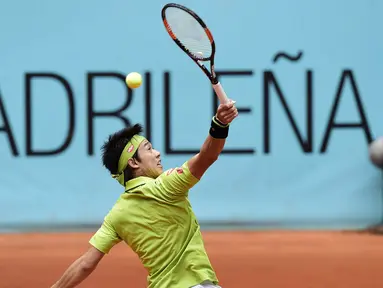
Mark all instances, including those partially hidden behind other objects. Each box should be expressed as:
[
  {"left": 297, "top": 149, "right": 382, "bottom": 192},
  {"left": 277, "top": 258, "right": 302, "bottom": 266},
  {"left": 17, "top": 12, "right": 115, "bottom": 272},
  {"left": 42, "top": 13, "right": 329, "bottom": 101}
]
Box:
[{"left": 161, "top": 3, "right": 229, "bottom": 104}]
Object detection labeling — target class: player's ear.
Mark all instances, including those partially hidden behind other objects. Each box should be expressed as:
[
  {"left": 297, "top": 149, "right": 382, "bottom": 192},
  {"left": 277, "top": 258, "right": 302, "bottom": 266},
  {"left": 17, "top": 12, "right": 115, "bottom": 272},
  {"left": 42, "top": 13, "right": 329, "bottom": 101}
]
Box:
[{"left": 128, "top": 158, "right": 139, "bottom": 169}]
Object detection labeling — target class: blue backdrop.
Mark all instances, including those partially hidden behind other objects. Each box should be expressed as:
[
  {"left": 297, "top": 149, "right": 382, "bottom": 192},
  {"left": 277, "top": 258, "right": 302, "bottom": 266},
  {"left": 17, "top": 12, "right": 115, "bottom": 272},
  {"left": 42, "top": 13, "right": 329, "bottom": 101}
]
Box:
[{"left": 1, "top": 0, "right": 382, "bottom": 230}]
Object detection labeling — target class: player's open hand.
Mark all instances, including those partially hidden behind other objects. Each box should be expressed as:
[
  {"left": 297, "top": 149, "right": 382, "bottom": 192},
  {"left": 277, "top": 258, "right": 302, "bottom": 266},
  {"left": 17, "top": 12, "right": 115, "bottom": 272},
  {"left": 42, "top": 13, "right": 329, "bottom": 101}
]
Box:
[{"left": 216, "top": 100, "right": 238, "bottom": 125}]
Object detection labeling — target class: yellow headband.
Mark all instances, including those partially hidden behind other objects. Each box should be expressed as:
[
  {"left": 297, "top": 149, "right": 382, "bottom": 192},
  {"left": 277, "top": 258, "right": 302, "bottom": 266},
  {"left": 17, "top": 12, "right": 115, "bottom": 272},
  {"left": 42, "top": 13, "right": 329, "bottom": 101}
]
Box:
[{"left": 112, "top": 135, "right": 146, "bottom": 186}]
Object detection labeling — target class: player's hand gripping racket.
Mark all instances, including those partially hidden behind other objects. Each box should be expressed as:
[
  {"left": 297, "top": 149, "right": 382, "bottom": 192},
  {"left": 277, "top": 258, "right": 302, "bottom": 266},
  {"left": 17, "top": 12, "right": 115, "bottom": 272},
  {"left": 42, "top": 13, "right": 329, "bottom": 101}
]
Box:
[{"left": 161, "top": 3, "right": 231, "bottom": 104}]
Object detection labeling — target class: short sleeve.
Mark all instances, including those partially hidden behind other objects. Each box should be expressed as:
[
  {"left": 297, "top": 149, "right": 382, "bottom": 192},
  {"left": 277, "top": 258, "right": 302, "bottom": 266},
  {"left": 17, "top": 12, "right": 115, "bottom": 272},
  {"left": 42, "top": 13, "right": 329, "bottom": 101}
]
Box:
[
  {"left": 156, "top": 161, "right": 200, "bottom": 199},
  {"left": 89, "top": 219, "right": 122, "bottom": 254}
]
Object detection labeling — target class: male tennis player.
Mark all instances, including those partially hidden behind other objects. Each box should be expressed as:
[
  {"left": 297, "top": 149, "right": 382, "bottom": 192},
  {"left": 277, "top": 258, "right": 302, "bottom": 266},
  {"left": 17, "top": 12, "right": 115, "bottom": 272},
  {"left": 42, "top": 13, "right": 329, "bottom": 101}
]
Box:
[{"left": 50, "top": 100, "right": 238, "bottom": 288}]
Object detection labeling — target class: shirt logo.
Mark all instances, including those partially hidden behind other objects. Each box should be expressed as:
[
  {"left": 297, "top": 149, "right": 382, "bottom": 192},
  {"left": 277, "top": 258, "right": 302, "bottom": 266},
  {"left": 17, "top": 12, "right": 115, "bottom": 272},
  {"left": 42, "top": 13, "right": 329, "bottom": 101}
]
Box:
[{"left": 166, "top": 167, "right": 183, "bottom": 175}]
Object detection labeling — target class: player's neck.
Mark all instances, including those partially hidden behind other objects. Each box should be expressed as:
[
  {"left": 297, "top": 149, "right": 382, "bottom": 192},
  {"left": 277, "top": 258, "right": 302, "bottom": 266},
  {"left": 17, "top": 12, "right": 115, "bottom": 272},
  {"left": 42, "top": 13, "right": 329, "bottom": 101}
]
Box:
[
  {"left": 133, "top": 169, "right": 151, "bottom": 179},
  {"left": 134, "top": 168, "right": 159, "bottom": 179}
]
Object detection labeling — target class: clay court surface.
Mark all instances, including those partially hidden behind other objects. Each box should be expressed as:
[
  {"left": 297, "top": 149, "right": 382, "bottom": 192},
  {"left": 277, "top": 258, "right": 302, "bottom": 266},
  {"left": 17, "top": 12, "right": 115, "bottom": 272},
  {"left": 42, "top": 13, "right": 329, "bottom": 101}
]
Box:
[{"left": 1, "top": 231, "right": 383, "bottom": 288}]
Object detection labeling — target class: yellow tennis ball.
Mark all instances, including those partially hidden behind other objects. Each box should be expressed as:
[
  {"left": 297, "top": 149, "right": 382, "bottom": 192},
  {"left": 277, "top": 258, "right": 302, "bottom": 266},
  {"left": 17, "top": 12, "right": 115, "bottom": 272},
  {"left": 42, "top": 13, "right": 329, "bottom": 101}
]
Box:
[{"left": 125, "top": 72, "right": 142, "bottom": 89}]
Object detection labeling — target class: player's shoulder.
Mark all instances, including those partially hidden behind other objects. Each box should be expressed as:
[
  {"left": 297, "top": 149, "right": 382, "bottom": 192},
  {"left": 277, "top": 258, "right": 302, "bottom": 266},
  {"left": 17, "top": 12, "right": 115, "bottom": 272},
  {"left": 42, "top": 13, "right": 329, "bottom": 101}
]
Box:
[{"left": 103, "top": 197, "right": 131, "bottom": 226}]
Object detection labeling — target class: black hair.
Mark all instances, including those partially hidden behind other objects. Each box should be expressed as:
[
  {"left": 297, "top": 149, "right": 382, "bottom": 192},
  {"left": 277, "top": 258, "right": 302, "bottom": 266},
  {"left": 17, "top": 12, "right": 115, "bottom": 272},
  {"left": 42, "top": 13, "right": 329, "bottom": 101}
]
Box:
[{"left": 101, "top": 123, "right": 143, "bottom": 182}]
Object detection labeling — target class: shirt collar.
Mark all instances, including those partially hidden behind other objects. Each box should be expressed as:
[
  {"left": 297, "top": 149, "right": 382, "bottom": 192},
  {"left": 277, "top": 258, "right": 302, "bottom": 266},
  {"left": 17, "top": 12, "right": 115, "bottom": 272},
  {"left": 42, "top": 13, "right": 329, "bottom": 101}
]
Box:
[{"left": 124, "top": 176, "right": 152, "bottom": 192}]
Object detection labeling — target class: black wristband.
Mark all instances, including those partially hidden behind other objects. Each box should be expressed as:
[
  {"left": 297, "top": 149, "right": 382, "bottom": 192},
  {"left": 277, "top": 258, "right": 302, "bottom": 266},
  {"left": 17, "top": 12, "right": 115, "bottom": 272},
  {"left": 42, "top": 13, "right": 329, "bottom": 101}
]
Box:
[{"left": 209, "top": 116, "right": 229, "bottom": 139}]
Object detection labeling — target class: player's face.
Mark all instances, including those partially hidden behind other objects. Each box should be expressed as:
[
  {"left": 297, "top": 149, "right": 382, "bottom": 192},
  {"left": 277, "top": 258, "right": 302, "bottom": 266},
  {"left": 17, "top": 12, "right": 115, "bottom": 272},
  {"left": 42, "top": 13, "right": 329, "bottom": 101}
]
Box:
[{"left": 136, "top": 140, "right": 163, "bottom": 178}]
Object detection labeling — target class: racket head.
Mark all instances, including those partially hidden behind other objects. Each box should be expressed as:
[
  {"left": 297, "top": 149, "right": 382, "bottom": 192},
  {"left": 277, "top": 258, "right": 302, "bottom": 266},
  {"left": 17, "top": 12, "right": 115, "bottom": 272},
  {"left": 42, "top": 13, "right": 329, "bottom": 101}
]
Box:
[{"left": 161, "top": 3, "right": 216, "bottom": 62}]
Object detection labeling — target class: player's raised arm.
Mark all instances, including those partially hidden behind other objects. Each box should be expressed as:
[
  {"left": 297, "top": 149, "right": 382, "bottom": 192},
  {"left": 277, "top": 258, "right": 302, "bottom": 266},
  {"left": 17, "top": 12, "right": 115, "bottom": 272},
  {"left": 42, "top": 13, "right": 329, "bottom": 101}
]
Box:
[{"left": 188, "top": 100, "right": 238, "bottom": 179}]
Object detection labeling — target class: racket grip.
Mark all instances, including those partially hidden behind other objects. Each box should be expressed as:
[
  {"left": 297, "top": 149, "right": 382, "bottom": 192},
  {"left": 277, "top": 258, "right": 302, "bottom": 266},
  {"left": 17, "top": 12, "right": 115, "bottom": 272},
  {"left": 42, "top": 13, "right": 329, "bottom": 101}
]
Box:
[{"left": 212, "top": 82, "right": 230, "bottom": 104}]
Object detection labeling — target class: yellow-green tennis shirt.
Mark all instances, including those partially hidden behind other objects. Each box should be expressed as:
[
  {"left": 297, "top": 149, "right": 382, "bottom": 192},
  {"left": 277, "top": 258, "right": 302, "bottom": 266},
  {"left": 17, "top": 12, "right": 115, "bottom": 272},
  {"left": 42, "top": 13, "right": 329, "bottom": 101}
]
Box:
[{"left": 89, "top": 161, "right": 219, "bottom": 288}]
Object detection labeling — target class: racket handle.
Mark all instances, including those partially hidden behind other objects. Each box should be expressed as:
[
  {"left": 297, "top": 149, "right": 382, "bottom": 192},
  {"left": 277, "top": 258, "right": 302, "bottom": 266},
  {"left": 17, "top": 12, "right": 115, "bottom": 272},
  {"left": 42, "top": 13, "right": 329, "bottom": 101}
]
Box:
[{"left": 212, "top": 82, "right": 230, "bottom": 104}]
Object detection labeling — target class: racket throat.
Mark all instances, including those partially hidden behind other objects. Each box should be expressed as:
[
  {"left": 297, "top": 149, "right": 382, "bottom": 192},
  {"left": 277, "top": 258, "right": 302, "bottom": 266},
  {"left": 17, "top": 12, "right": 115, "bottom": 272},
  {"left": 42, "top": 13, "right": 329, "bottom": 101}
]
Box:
[{"left": 211, "top": 66, "right": 218, "bottom": 84}]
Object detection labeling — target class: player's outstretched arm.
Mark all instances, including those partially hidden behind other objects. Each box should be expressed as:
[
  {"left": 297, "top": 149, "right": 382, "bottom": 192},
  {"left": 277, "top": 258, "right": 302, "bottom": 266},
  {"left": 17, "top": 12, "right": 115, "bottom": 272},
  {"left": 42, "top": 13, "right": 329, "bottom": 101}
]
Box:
[
  {"left": 50, "top": 246, "right": 104, "bottom": 288},
  {"left": 188, "top": 100, "right": 238, "bottom": 179}
]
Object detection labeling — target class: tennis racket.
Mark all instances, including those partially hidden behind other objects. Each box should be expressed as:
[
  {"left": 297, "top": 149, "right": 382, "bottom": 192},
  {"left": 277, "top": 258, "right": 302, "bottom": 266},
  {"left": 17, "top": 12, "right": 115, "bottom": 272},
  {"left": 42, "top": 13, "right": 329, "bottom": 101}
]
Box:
[{"left": 161, "top": 3, "right": 231, "bottom": 104}]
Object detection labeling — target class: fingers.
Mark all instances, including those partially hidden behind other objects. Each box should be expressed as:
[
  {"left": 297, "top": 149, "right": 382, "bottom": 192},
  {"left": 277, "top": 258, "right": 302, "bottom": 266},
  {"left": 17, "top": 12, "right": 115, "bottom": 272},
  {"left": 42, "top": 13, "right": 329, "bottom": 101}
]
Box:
[
  {"left": 216, "top": 99, "right": 238, "bottom": 124},
  {"left": 225, "top": 109, "right": 238, "bottom": 120},
  {"left": 221, "top": 110, "right": 238, "bottom": 123},
  {"left": 218, "top": 100, "right": 235, "bottom": 112},
  {"left": 223, "top": 100, "right": 235, "bottom": 109},
  {"left": 220, "top": 106, "right": 237, "bottom": 119}
]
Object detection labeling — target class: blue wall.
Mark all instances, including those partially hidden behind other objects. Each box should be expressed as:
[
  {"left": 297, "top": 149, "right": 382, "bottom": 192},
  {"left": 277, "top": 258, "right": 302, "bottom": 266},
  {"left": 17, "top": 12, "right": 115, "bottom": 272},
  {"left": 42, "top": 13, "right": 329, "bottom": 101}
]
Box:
[{"left": 1, "top": 0, "right": 382, "bottom": 230}]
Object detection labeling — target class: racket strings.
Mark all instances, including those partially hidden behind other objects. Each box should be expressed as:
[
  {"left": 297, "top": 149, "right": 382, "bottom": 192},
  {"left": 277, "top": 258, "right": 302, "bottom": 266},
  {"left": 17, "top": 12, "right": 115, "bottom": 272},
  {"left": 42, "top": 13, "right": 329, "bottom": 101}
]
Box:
[{"left": 164, "top": 7, "right": 212, "bottom": 59}]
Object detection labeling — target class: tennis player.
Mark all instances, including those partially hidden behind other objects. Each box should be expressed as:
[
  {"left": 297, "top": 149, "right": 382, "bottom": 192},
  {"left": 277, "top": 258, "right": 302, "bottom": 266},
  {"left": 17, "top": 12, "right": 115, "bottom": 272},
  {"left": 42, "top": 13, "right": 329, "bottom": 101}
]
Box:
[{"left": 51, "top": 100, "right": 238, "bottom": 288}]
